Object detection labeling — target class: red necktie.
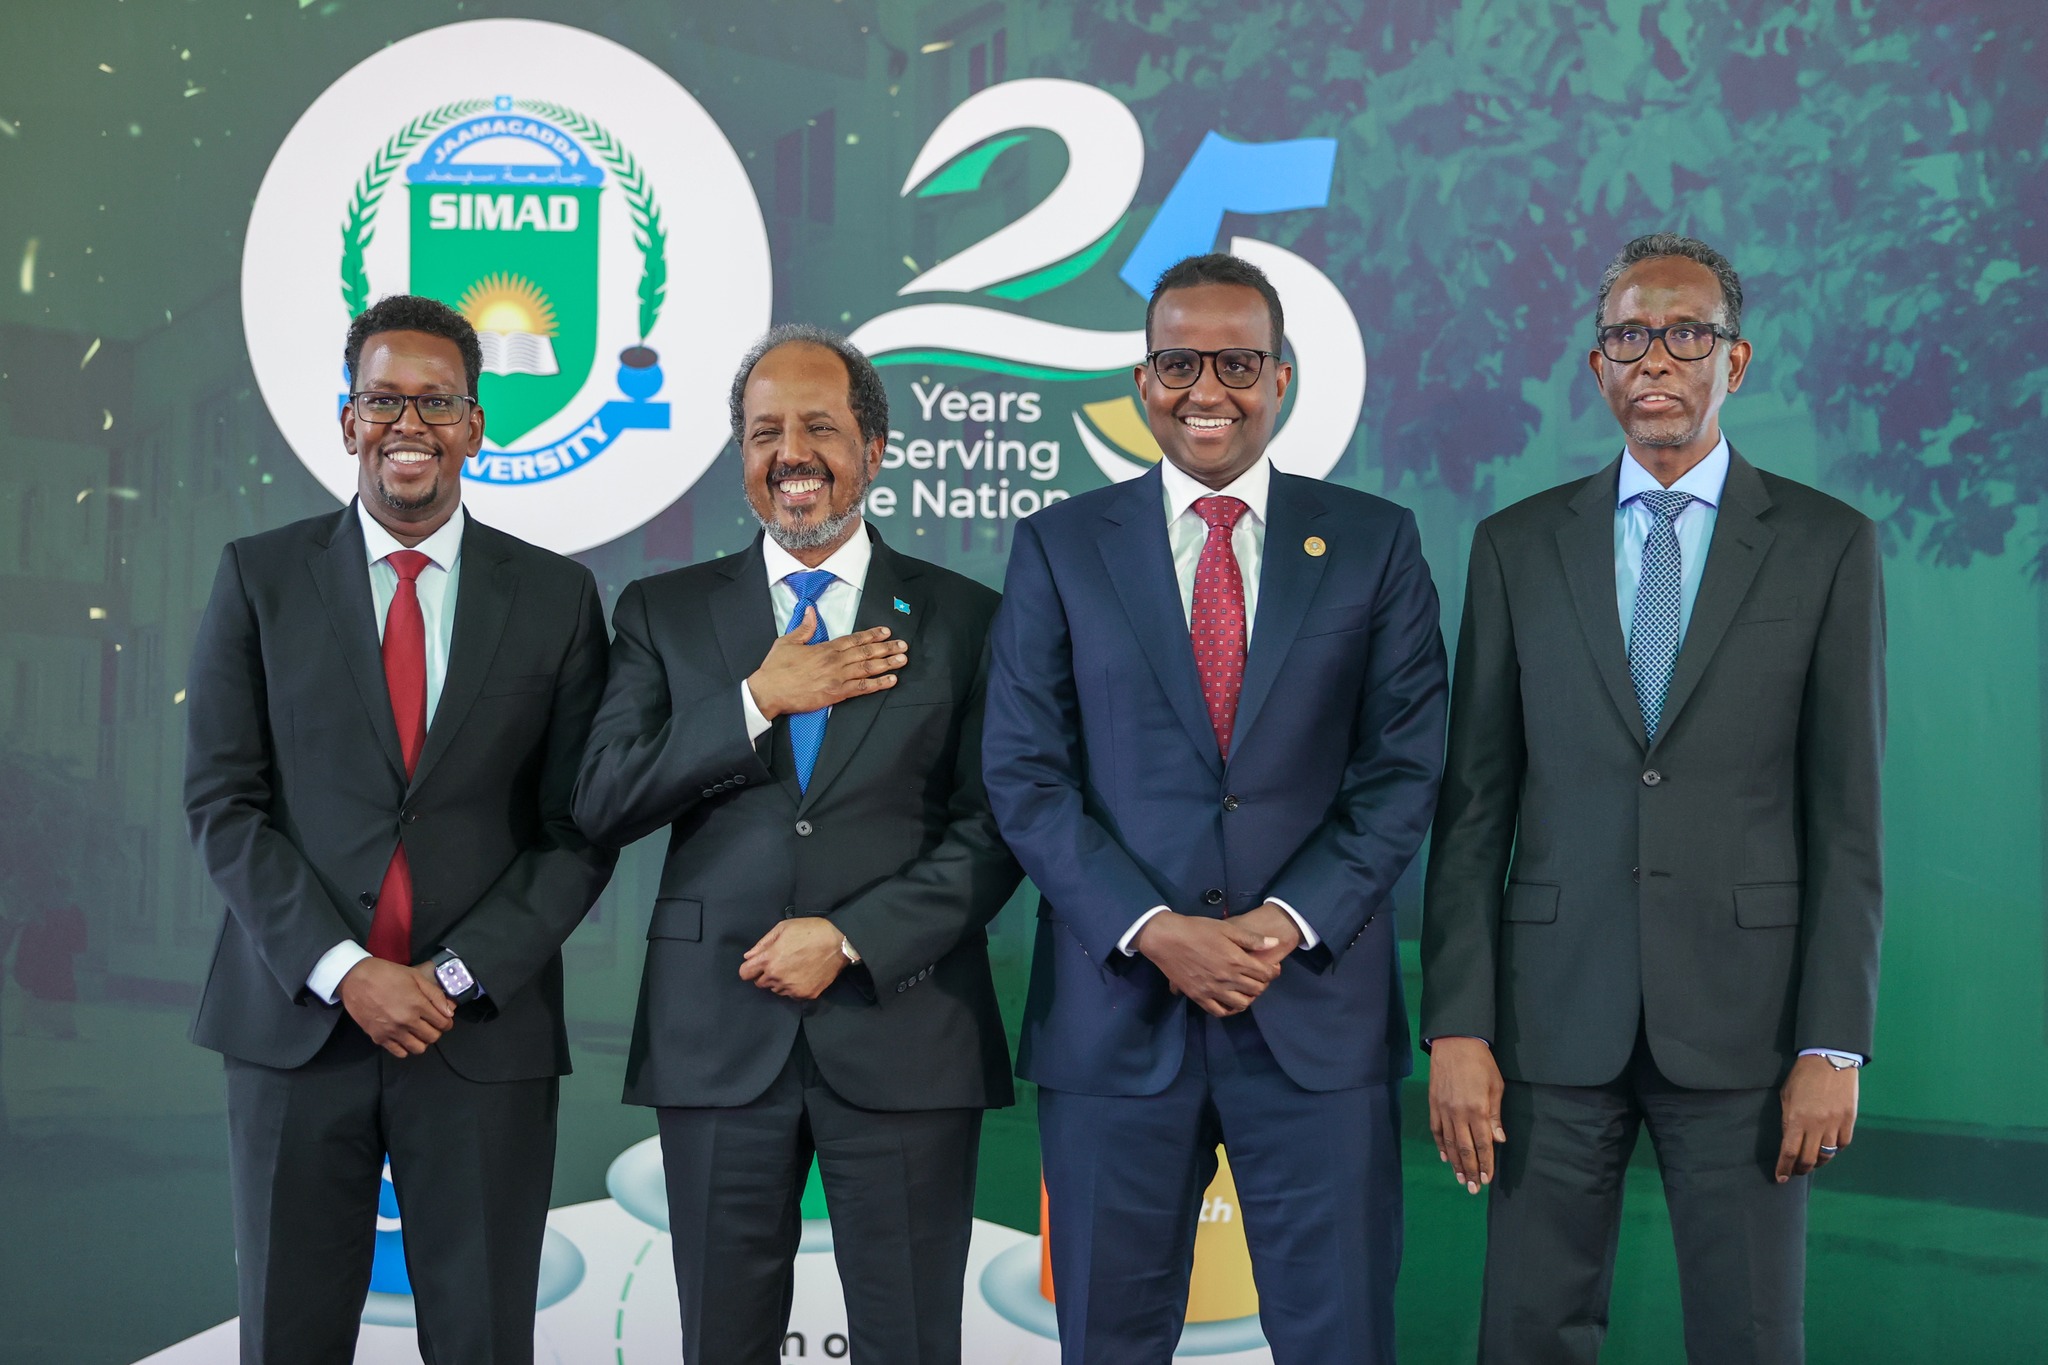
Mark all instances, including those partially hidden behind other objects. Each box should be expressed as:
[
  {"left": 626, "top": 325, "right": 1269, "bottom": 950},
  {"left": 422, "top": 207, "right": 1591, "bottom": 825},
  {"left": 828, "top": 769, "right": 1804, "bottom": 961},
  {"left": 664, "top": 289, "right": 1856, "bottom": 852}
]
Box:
[
  {"left": 368, "top": 549, "right": 429, "bottom": 963},
  {"left": 1190, "top": 495, "right": 1250, "bottom": 758}
]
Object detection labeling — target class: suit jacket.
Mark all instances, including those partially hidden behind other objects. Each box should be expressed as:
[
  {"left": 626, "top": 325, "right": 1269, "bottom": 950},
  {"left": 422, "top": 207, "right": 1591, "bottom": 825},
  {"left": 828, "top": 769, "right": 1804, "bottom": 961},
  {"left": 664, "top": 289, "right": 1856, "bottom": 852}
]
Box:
[
  {"left": 1422, "top": 450, "right": 1886, "bottom": 1090},
  {"left": 983, "top": 465, "right": 1449, "bottom": 1096},
  {"left": 572, "top": 526, "right": 1021, "bottom": 1113},
  {"left": 185, "top": 503, "right": 617, "bottom": 1081}
]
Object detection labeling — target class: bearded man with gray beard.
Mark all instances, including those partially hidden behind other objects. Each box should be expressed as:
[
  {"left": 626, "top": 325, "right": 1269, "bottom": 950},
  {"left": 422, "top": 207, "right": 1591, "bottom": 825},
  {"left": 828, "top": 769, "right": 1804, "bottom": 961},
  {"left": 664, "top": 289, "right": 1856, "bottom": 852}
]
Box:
[{"left": 573, "top": 325, "right": 1022, "bottom": 1365}]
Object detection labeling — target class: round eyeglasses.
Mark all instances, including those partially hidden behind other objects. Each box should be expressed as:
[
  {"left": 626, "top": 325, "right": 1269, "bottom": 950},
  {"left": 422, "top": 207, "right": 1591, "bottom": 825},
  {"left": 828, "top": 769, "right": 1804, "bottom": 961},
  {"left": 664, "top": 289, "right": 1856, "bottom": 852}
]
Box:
[
  {"left": 1595, "top": 323, "right": 1736, "bottom": 365},
  {"left": 1145, "top": 348, "right": 1281, "bottom": 390},
  {"left": 349, "top": 391, "right": 477, "bottom": 426}
]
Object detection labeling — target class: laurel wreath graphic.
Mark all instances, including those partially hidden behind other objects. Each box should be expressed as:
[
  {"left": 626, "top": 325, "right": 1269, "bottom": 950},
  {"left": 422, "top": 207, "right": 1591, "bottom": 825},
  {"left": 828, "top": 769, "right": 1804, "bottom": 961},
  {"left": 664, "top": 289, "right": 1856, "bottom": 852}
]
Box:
[
  {"left": 338, "top": 100, "right": 492, "bottom": 316},
  {"left": 515, "top": 98, "right": 669, "bottom": 340}
]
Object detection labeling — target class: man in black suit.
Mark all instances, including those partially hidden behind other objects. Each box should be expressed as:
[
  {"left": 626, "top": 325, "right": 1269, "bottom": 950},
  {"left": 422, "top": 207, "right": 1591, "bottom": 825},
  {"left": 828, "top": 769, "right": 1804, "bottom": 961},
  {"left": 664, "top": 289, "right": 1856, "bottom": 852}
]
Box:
[
  {"left": 184, "top": 295, "right": 615, "bottom": 1364},
  {"left": 1423, "top": 234, "right": 1885, "bottom": 1363},
  {"left": 574, "top": 324, "right": 1021, "bottom": 1365}
]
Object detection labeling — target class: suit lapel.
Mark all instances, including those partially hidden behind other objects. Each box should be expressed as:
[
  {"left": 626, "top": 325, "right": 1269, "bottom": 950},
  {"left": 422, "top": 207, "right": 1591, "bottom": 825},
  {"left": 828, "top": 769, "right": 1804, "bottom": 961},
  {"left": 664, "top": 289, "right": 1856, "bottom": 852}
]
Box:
[
  {"left": 1097, "top": 467, "right": 1223, "bottom": 777},
  {"left": 799, "top": 529, "right": 925, "bottom": 812},
  {"left": 1556, "top": 460, "right": 1648, "bottom": 750},
  {"left": 308, "top": 504, "right": 406, "bottom": 783},
  {"left": 410, "top": 514, "right": 516, "bottom": 796},
  {"left": 708, "top": 536, "right": 793, "bottom": 804},
  {"left": 1231, "top": 472, "right": 1331, "bottom": 758},
  {"left": 1651, "top": 450, "right": 1775, "bottom": 750}
]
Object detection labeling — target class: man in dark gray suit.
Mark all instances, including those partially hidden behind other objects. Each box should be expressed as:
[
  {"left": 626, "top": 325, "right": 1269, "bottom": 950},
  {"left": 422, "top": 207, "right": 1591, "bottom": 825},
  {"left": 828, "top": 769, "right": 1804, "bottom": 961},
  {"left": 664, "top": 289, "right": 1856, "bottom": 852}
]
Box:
[
  {"left": 185, "top": 295, "right": 616, "bottom": 1362},
  {"left": 574, "top": 325, "right": 1021, "bottom": 1365},
  {"left": 1422, "top": 234, "right": 1884, "bottom": 1364}
]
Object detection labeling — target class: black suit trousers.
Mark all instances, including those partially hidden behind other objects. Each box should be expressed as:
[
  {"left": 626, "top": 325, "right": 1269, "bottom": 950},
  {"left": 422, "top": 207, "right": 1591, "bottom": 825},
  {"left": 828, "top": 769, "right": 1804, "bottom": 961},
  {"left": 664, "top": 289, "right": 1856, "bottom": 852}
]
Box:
[
  {"left": 223, "top": 1020, "right": 558, "bottom": 1365},
  {"left": 657, "top": 1030, "right": 981, "bottom": 1365},
  {"left": 1480, "top": 1024, "right": 1807, "bottom": 1365}
]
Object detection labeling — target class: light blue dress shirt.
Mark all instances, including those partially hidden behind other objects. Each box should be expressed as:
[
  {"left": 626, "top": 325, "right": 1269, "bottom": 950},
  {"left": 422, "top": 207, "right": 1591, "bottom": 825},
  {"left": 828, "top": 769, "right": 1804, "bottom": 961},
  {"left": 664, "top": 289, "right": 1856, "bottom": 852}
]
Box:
[{"left": 1614, "top": 438, "right": 1726, "bottom": 653}]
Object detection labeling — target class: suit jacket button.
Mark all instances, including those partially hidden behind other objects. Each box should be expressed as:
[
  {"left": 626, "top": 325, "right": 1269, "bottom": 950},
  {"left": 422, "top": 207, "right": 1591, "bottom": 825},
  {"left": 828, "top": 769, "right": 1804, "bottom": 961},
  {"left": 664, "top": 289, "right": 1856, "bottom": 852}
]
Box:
[
  {"left": 1641, "top": 770, "right": 1662, "bottom": 787},
  {"left": 734, "top": 775, "right": 748, "bottom": 786},
  {"left": 402, "top": 809, "right": 418, "bottom": 823},
  {"left": 1203, "top": 888, "right": 1224, "bottom": 906},
  {"left": 701, "top": 788, "right": 715, "bottom": 798},
  {"left": 795, "top": 820, "right": 814, "bottom": 836},
  {"left": 1632, "top": 866, "right": 1640, "bottom": 883},
  {"left": 896, "top": 982, "right": 907, "bottom": 993},
  {"left": 783, "top": 905, "right": 798, "bottom": 919},
  {"left": 1222, "top": 795, "right": 1240, "bottom": 813}
]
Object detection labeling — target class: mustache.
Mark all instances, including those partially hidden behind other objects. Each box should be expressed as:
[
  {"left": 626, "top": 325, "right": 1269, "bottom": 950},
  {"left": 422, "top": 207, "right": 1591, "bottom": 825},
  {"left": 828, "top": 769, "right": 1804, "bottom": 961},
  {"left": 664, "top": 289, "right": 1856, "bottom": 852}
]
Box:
[{"left": 769, "top": 464, "right": 831, "bottom": 483}]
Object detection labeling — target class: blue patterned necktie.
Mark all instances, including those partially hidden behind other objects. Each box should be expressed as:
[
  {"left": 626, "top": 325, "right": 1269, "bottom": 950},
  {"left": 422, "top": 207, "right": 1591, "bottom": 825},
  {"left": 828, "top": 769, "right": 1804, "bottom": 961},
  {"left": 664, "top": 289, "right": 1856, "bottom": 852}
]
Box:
[
  {"left": 1628, "top": 489, "right": 1696, "bottom": 743},
  {"left": 783, "top": 569, "right": 836, "bottom": 791}
]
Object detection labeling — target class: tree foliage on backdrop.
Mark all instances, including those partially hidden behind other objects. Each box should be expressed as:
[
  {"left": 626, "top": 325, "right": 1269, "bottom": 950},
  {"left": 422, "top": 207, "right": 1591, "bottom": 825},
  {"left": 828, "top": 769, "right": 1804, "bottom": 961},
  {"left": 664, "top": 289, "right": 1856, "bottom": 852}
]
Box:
[{"left": 1061, "top": 0, "right": 2045, "bottom": 571}]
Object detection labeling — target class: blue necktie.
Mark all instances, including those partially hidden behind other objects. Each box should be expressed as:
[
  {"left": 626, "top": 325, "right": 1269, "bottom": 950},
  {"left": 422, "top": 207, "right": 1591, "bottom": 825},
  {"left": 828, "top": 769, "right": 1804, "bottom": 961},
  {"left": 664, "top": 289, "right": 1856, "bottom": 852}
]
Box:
[
  {"left": 783, "top": 569, "right": 836, "bottom": 791},
  {"left": 1629, "top": 489, "right": 1696, "bottom": 743}
]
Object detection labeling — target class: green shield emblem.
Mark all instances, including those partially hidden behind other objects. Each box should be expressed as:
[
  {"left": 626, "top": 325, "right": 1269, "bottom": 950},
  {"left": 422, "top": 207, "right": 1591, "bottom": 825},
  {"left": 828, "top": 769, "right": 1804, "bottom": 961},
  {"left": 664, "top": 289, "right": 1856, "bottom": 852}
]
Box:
[{"left": 405, "top": 112, "right": 604, "bottom": 444}]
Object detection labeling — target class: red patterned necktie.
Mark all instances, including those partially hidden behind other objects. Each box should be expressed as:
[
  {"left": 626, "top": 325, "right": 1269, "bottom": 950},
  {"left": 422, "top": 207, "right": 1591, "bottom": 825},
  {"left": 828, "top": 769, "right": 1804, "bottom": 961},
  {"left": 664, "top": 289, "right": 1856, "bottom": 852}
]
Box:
[
  {"left": 368, "top": 549, "right": 429, "bottom": 963},
  {"left": 1190, "top": 495, "right": 1250, "bottom": 758}
]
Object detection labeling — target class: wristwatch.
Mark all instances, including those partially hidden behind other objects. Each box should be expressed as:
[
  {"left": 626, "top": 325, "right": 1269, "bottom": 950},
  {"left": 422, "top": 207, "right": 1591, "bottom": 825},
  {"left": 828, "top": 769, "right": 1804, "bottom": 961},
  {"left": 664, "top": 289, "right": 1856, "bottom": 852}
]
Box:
[
  {"left": 839, "top": 936, "right": 862, "bottom": 966},
  {"left": 431, "top": 948, "right": 483, "bottom": 1002},
  {"left": 1819, "top": 1051, "right": 1863, "bottom": 1071}
]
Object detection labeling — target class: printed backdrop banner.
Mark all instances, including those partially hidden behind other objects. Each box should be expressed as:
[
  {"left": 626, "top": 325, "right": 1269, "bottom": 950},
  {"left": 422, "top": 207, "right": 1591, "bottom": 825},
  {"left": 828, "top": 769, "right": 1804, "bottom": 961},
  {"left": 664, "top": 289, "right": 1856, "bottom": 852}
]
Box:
[{"left": 0, "top": 3, "right": 2043, "bottom": 1363}]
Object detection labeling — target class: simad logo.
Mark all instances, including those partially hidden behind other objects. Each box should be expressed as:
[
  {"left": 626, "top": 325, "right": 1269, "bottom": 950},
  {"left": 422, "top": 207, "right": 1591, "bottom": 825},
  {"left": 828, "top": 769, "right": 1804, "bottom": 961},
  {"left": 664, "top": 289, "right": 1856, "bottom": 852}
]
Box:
[{"left": 243, "top": 20, "right": 770, "bottom": 555}]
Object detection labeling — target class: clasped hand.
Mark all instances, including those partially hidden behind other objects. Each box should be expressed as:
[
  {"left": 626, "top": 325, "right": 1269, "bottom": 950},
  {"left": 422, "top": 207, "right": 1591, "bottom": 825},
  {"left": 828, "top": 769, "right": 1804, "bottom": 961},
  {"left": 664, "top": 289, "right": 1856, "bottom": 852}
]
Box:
[
  {"left": 741, "top": 916, "right": 849, "bottom": 1000},
  {"left": 338, "top": 957, "right": 455, "bottom": 1058},
  {"left": 746, "top": 609, "right": 907, "bottom": 719},
  {"left": 1133, "top": 903, "right": 1300, "bottom": 1017}
]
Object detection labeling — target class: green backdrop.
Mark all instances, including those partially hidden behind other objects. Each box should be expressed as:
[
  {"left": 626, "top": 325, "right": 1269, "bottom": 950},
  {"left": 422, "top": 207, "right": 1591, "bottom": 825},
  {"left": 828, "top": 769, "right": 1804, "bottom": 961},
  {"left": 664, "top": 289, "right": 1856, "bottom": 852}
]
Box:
[{"left": 1, "top": 1, "right": 2043, "bottom": 1361}]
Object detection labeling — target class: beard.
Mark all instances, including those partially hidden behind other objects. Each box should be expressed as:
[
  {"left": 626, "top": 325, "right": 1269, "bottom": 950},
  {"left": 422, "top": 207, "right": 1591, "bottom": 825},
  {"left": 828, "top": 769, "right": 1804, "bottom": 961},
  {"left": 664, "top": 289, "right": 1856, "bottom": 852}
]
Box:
[
  {"left": 750, "top": 464, "right": 871, "bottom": 552},
  {"left": 373, "top": 470, "right": 443, "bottom": 513}
]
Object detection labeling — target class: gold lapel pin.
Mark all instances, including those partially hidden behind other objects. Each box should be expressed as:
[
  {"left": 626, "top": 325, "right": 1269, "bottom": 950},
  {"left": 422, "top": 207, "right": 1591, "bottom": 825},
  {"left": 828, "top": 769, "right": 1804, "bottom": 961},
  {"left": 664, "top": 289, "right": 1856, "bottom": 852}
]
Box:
[{"left": 1303, "top": 536, "right": 1327, "bottom": 557}]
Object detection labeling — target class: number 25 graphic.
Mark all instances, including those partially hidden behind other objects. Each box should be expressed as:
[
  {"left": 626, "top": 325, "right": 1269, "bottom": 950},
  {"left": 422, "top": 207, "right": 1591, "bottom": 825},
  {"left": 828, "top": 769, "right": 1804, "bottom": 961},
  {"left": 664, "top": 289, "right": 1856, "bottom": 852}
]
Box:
[{"left": 849, "top": 77, "right": 1367, "bottom": 483}]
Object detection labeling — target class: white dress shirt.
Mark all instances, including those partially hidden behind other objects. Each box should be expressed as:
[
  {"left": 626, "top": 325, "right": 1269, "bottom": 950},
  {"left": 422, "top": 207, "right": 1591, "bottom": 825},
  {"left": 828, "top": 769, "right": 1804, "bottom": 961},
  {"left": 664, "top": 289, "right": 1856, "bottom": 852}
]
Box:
[
  {"left": 739, "top": 524, "right": 875, "bottom": 743},
  {"left": 305, "top": 502, "right": 467, "bottom": 1005},
  {"left": 1119, "top": 457, "right": 1318, "bottom": 956}
]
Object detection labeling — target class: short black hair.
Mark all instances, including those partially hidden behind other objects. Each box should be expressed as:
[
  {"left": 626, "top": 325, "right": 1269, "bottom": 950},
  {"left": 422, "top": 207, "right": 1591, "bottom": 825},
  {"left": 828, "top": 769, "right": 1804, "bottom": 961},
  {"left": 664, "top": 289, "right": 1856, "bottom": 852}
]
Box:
[
  {"left": 727, "top": 323, "right": 890, "bottom": 447},
  {"left": 1595, "top": 233, "right": 1745, "bottom": 336},
  {"left": 1144, "top": 253, "right": 1285, "bottom": 353},
  {"left": 344, "top": 294, "right": 483, "bottom": 398}
]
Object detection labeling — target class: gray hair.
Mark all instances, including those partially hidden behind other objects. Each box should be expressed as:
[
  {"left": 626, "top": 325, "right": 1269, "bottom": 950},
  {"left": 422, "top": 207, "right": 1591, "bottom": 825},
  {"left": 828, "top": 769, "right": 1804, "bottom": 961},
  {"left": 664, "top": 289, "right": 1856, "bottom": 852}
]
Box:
[
  {"left": 1594, "top": 233, "right": 1744, "bottom": 336},
  {"left": 726, "top": 323, "right": 891, "bottom": 448}
]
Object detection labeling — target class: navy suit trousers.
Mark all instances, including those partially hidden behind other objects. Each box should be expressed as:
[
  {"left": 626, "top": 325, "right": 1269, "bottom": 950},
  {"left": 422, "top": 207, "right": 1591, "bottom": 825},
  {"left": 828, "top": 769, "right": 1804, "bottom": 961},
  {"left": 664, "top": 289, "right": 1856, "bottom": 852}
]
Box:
[{"left": 1037, "top": 1005, "right": 1403, "bottom": 1365}]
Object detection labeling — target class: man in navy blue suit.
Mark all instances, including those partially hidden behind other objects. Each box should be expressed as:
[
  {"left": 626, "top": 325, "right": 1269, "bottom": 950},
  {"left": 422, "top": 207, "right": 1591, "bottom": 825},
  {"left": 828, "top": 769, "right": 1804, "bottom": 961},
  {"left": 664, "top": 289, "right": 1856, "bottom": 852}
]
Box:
[{"left": 983, "top": 253, "right": 1448, "bottom": 1364}]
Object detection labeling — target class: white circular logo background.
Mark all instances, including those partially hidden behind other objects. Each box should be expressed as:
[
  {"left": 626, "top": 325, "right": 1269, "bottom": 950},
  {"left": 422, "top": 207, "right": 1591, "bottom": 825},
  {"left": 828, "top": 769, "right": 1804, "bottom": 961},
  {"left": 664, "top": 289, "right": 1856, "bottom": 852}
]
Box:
[{"left": 242, "top": 18, "right": 771, "bottom": 555}]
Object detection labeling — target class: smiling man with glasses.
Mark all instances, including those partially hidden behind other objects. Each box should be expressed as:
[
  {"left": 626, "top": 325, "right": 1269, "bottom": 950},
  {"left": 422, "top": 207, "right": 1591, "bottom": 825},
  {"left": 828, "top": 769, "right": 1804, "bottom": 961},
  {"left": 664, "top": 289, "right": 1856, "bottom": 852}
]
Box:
[
  {"left": 185, "top": 294, "right": 615, "bottom": 1363},
  {"left": 985, "top": 252, "right": 1448, "bottom": 1363},
  {"left": 1423, "top": 233, "right": 1886, "bottom": 1364}
]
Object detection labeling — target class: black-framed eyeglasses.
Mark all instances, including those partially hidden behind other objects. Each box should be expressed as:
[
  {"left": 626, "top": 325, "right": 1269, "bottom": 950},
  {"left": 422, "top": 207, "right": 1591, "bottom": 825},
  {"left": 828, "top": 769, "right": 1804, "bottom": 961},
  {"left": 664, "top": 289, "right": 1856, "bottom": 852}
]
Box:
[
  {"left": 1145, "top": 348, "right": 1281, "bottom": 390},
  {"left": 1595, "top": 323, "right": 1737, "bottom": 364},
  {"left": 349, "top": 391, "right": 477, "bottom": 426}
]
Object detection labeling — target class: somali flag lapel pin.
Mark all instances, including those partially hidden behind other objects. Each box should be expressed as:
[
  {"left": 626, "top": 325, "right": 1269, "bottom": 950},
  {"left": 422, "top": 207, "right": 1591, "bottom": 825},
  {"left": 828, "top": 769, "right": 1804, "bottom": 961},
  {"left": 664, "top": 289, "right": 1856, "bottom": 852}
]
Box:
[{"left": 893, "top": 598, "right": 911, "bottom": 614}]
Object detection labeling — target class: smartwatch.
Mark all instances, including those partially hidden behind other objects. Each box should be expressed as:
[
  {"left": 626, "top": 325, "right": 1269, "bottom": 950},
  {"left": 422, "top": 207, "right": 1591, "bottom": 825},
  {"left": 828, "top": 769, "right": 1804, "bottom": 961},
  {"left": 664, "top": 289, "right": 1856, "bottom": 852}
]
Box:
[{"left": 431, "top": 948, "right": 483, "bottom": 1002}]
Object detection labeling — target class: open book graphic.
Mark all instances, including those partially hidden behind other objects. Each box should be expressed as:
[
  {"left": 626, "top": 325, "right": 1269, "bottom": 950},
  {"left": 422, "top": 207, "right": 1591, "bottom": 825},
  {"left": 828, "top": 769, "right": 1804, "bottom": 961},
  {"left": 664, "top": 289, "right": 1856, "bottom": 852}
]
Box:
[{"left": 477, "top": 331, "right": 560, "bottom": 377}]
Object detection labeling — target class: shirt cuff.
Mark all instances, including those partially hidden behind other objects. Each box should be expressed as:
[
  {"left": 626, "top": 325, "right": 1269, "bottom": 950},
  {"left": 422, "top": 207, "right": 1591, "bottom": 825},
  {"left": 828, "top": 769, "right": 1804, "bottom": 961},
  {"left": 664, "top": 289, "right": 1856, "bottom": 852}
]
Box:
[
  {"left": 740, "top": 680, "right": 773, "bottom": 744},
  {"left": 1799, "top": 1048, "right": 1865, "bottom": 1067},
  {"left": 1262, "top": 897, "right": 1319, "bottom": 950},
  {"left": 307, "top": 940, "right": 373, "bottom": 1006},
  {"left": 1118, "top": 906, "right": 1172, "bottom": 956},
  {"left": 1422, "top": 1035, "right": 1493, "bottom": 1051}
]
